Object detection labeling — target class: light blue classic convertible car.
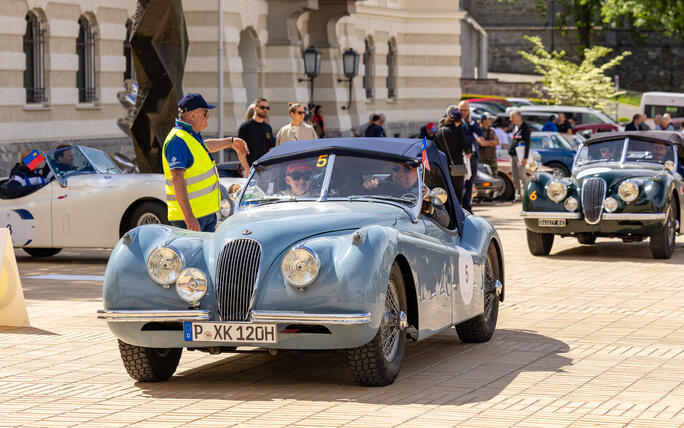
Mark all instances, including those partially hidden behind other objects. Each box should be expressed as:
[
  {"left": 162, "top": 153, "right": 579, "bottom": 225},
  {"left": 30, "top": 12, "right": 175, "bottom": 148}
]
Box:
[{"left": 98, "top": 138, "right": 505, "bottom": 386}]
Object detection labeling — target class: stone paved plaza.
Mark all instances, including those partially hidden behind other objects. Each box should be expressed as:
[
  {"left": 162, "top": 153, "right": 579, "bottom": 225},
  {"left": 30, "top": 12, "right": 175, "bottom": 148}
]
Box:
[{"left": 1, "top": 202, "right": 683, "bottom": 427}]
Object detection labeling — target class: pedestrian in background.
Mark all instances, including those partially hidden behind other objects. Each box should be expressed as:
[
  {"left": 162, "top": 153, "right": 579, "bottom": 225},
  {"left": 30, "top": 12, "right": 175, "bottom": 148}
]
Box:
[
  {"left": 542, "top": 114, "right": 558, "bottom": 132},
  {"left": 653, "top": 114, "right": 663, "bottom": 130},
  {"left": 434, "top": 106, "right": 470, "bottom": 205},
  {"left": 365, "top": 114, "right": 387, "bottom": 137},
  {"left": 458, "top": 100, "right": 484, "bottom": 212},
  {"left": 659, "top": 114, "right": 675, "bottom": 131},
  {"left": 238, "top": 97, "right": 275, "bottom": 166},
  {"left": 163, "top": 92, "right": 249, "bottom": 232},
  {"left": 508, "top": 109, "right": 530, "bottom": 202},
  {"left": 625, "top": 113, "right": 643, "bottom": 131},
  {"left": 353, "top": 113, "right": 372, "bottom": 137},
  {"left": 312, "top": 105, "right": 325, "bottom": 138},
  {"left": 494, "top": 117, "right": 510, "bottom": 149},
  {"left": 243, "top": 103, "right": 255, "bottom": 122},
  {"left": 479, "top": 113, "right": 500, "bottom": 176},
  {"left": 276, "top": 102, "right": 318, "bottom": 145},
  {"left": 639, "top": 114, "right": 651, "bottom": 130},
  {"left": 557, "top": 113, "right": 572, "bottom": 134}
]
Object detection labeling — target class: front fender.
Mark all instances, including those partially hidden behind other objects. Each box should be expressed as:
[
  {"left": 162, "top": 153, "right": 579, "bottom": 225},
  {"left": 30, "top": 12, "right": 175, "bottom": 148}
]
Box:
[{"left": 461, "top": 212, "right": 504, "bottom": 300}]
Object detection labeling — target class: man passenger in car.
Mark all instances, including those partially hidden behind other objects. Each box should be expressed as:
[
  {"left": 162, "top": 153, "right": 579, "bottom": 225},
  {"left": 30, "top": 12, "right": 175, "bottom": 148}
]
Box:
[
  {"left": 282, "top": 161, "right": 314, "bottom": 197},
  {"left": 364, "top": 162, "right": 450, "bottom": 228},
  {"left": 598, "top": 143, "right": 619, "bottom": 160},
  {"left": 651, "top": 143, "right": 670, "bottom": 161},
  {"left": 52, "top": 145, "right": 77, "bottom": 173},
  {"left": 6, "top": 149, "right": 48, "bottom": 198}
]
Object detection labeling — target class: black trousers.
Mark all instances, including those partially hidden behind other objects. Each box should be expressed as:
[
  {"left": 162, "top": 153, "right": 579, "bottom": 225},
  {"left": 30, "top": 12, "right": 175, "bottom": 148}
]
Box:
[{"left": 450, "top": 175, "right": 464, "bottom": 206}]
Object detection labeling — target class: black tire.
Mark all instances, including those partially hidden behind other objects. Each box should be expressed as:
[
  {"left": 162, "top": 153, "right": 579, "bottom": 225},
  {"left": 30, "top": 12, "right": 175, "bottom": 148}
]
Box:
[
  {"left": 526, "top": 229, "right": 554, "bottom": 256},
  {"left": 498, "top": 172, "right": 514, "bottom": 201},
  {"left": 577, "top": 235, "right": 596, "bottom": 245},
  {"left": 23, "top": 248, "right": 62, "bottom": 257},
  {"left": 546, "top": 162, "right": 570, "bottom": 177},
  {"left": 347, "top": 263, "right": 407, "bottom": 386},
  {"left": 649, "top": 200, "right": 676, "bottom": 259},
  {"left": 456, "top": 243, "right": 501, "bottom": 343},
  {"left": 128, "top": 201, "right": 169, "bottom": 231},
  {"left": 118, "top": 339, "right": 182, "bottom": 382}
]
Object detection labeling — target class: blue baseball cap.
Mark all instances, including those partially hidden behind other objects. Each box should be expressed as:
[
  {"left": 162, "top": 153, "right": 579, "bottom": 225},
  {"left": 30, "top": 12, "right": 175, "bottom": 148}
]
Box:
[{"left": 178, "top": 92, "right": 216, "bottom": 113}]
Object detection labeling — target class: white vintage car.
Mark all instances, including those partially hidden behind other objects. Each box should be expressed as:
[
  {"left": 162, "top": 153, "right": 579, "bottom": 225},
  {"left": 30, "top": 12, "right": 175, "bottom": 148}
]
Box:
[{"left": 0, "top": 146, "right": 243, "bottom": 257}]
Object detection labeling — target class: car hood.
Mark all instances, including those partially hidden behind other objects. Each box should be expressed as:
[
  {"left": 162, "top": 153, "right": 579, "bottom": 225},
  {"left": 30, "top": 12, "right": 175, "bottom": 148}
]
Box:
[
  {"left": 215, "top": 201, "right": 407, "bottom": 246},
  {"left": 574, "top": 165, "right": 665, "bottom": 188}
]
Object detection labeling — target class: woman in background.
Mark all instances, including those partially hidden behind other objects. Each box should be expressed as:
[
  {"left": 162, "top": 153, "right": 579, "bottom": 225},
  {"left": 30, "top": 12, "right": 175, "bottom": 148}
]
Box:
[{"left": 276, "top": 102, "right": 318, "bottom": 146}]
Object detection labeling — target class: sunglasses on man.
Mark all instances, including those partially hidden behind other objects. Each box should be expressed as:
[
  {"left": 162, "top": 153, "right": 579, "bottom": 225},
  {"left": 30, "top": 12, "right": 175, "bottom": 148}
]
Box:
[
  {"left": 288, "top": 171, "right": 312, "bottom": 181},
  {"left": 391, "top": 165, "right": 412, "bottom": 173},
  {"left": 257, "top": 105, "right": 271, "bottom": 111}
]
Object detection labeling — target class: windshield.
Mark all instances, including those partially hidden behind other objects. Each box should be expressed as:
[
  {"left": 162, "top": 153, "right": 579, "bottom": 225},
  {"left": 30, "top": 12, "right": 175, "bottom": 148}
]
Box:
[
  {"left": 576, "top": 139, "right": 675, "bottom": 166},
  {"left": 531, "top": 135, "right": 575, "bottom": 150},
  {"left": 240, "top": 154, "right": 422, "bottom": 208},
  {"left": 46, "top": 146, "right": 120, "bottom": 178}
]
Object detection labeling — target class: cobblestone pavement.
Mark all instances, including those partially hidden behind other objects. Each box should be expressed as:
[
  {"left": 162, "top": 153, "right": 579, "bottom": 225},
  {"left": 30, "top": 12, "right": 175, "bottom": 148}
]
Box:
[{"left": 1, "top": 202, "right": 683, "bottom": 427}]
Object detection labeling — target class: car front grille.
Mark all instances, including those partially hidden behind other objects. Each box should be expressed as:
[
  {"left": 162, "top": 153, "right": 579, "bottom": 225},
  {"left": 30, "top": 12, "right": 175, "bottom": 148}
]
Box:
[
  {"left": 581, "top": 177, "right": 606, "bottom": 224},
  {"left": 215, "top": 239, "right": 261, "bottom": 321}
]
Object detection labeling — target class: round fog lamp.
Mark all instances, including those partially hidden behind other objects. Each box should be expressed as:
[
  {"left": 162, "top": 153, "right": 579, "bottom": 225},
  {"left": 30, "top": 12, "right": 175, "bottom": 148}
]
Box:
[
  {"left": 146, "top": 246, "right": 183, "bottom": 285},
  {"left": 604, "top": 197, "right": 618, "bottom": 213},
  {"left": 618, "top": 181, "right": 639, "bottom": 203},
  {"left": 176, "top": 268, "right": 208, "bottom": 304},
  {"left": 281, "top": 246, "right": 319, "bottom": 289},
  {"left": 564, "top": 197, "right": 578, "bottom": 212},
  {"left": 546, "top": 181, "right": 568, "bottom": 203}
]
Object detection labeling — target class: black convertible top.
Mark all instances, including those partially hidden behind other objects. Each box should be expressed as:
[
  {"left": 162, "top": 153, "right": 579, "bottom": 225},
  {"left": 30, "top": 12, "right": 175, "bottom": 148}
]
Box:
[{"left": 586, "top": 131, "right": 684, "bottom": 150}]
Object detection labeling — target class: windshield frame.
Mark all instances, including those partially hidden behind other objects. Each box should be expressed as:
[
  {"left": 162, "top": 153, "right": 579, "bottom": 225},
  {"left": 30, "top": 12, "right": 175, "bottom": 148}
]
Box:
[
  {"left": 236, "top": 153, "right": 424, "bottom": 222},
  {"left": 574, "top": 138, "right": 678, "bottom": 170},
  {"left": 45, "top": 145, "right": 121, "bottom": 186}
]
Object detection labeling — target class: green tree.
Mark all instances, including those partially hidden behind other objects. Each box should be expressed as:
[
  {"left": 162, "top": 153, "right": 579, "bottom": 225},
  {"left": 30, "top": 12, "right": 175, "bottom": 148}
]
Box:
[
  {"left": 601, "top": 0, "right": 684, "bottom": 36},
  {"left": 519, "top": 36, "right": 631, "bottom": 111},
  {"left": 537, "top": 0, "right": 603, "bottom": 52}
]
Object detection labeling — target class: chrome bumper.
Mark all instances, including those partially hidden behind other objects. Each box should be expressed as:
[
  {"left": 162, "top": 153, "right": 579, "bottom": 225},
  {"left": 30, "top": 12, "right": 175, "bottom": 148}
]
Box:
[
  {"left": 521, "top": 211, "right": 666, "bottom": 221},
  {"left": 98, "top": 309, "right": 372, "bottom": 325},
  {"left": 520, "top": 211, "right": 582, "bottom": 219},
  {"left": 97, "top": 309, "right": 210, "bottom": 322}
]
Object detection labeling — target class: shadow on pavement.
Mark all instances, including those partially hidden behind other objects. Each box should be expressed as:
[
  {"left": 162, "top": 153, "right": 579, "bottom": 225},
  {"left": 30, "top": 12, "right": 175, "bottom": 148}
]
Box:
[
  {"left": 0, "top": 326, "right": 58, "bottom": 335},
  {"left": 548, "top": 240, "right": 684, "bottom": 264},
  {"left": 135, "top": 328, "right": 571, "bottom": 405}
]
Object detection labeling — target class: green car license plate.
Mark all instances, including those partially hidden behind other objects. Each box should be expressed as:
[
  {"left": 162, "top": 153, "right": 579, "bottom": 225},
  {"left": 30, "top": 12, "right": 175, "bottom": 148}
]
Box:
[
  {"left": 184, "top": 322, "right": 277, "bottom": 343},
  {"left": 538, "top": 219, "right": 566, "bottom": 227}
]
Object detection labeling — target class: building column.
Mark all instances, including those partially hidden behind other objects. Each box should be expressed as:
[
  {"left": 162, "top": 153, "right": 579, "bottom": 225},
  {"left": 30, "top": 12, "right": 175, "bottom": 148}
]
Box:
[
  {"left": 262, "top": 0, "right": 318, "bottom": 127},
  {"left": 306, "top": 0, "right": 357, "bottom": 136}
]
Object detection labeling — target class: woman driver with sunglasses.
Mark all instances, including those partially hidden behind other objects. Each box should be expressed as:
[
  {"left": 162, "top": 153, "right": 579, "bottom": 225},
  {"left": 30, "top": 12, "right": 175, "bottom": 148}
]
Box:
[{"left": 281, "top": 160, "right": 314, "bottom": 197}]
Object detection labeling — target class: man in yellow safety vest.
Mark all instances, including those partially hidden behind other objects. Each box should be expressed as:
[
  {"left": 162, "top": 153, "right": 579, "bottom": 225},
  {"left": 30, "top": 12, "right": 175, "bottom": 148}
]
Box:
[{"left": 162, "top": 92, "right": 249, "bottom": 232}]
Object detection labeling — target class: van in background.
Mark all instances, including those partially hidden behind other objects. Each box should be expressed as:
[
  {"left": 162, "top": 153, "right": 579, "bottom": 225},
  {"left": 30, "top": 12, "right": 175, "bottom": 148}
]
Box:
[{"left": 640, "top": 92, "right": 684, "bottom": 129}]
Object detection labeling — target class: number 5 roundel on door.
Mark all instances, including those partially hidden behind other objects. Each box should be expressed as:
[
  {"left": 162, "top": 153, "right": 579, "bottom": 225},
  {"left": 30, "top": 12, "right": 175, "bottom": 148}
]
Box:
[{"left": 457, "top": 248, "right": 475, "bottom": 305}]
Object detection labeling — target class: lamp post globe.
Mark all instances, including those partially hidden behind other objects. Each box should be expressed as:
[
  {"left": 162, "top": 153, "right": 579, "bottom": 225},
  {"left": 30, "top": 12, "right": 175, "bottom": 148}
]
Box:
[
  {"left": 342, "top": 48, "right": 359, "bottom": 79},
  {"left": 303, "top": 45, "right": 321, "bottom": 78}
]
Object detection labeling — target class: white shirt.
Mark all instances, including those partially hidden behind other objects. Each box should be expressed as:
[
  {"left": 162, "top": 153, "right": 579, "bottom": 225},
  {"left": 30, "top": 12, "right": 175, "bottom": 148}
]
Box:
[
  {"left": 494, "top": 127, "right": 509, "bottom": 149},
  {"left": 276, "top": 122, "right": 318, "bottom": 146}
]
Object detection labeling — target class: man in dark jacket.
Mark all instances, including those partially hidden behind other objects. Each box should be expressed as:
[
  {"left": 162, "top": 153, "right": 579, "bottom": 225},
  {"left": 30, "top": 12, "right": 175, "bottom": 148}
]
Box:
[
  {"left": 433, "top": 107, "right": 470, "bottom": 204},
  {"left": 364, "top": 114, "right": 387, "bottom": 137},
  {"left": 625, "top": 113, "right": 643, "bottom": 131},
  {"left": 509, "top": 109, "right": 531, "bottom": 201},
  {"left": 458, "top": 100, "right": 484, "bottom": 211}
]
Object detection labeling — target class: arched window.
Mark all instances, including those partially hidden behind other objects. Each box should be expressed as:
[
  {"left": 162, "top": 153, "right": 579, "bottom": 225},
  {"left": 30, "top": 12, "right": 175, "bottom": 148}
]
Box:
[
  {"left": 386, "top": 39, "right": 397, "bottom": 99},
  {"left": 363, "top": 37, "right": 374, "bottom": 99},
  {"left": 123, "top": 19, "right": 134, "bottom": 82},
  {"left": 77, "top": 15, "right": 96, "bottom": 103},
  {"left": 24, "top": 11, "right": 46, "bottom": 103}
]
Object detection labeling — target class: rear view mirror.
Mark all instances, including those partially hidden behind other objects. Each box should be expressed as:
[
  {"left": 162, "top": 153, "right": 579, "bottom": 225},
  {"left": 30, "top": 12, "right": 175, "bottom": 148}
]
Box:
[{"left": 429, "top": 187, "right": 448, "bottom": 206}]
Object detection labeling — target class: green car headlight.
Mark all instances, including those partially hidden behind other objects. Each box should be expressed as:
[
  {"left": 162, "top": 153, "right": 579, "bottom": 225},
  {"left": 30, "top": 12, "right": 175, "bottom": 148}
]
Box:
[
  {"left": 604, "top": 197, "right": 618, "bottom": 213},
  {"left": 564, "top": 197, "right": 578, "bottom": 211},
  {"left": 281, "top": 246, "right": 319, "bottom": 289},
  {"left": 175, "top": 268, "right": 208, "bottom": 304},
  {"left": 618, "top": 181, "right": 639, "bottom": 203},
  {"left": 546, "top": 181, "right": 568, "bottom": 203},
  {"left": 146, "top": 246, "right": 184, "bottom": 286}
]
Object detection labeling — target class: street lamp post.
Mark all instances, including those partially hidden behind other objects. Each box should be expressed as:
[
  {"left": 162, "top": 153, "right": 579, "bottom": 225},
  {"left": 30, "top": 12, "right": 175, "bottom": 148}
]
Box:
[
  {"left": 337, "top": 48, "right": 359, "bottom": 110},
  {"left": 298, "top": 45, "right": 321, "bottom": 109}
]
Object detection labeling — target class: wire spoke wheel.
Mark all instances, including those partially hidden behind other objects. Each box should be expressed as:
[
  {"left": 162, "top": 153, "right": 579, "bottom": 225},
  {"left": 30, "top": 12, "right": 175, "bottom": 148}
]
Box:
[
  {"left": 483, "top": 255, "right": 497, "bottom": 322},
  {"left": 137, "top": 212, "right": 161, "bottom": 226},
  {"left": 381, "top": 280, "right": 401, "bottom": 361}
]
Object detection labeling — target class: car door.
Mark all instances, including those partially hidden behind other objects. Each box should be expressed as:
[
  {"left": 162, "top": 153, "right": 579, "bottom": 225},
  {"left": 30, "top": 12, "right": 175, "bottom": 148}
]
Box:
[{"left": 0, "top": 182, "right": 54, "bottom": 247}]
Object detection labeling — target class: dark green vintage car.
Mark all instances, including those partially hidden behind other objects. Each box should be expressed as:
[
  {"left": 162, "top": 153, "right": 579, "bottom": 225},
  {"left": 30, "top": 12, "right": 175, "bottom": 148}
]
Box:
[{"left": 521, "top": 131, "right": 684, "bottom": 259}]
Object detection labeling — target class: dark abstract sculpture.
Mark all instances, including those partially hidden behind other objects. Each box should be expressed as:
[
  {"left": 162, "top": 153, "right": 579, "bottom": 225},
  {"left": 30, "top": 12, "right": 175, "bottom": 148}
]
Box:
[{"left": 128, "top": 0, "right": 188, "bottom": 173}]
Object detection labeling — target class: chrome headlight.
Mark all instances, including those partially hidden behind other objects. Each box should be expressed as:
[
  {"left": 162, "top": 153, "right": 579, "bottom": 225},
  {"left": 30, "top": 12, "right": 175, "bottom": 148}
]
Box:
[
  {"left": 281, "top": 246, "right": 319, "bottom": 289},
  {"left": 146, "top": 246, "right": 184, "bottom": 286},
  {"left": 618, "top": 181, "right": 639, "bottom": 203},
  {"left": 175, "top": 268, "right": 208, "bottom": 304},
  {"left": 604, "top": 197, "right": 618, "bottom": 213},
  {"left": 564, "top": 197, "right": 578, "bottom": 211},
  {"left": 546, "top": 181, "right": 568, "bottom": 203},
  {"left": 220, "top": 198, "right": 232, "bottom": 218}
]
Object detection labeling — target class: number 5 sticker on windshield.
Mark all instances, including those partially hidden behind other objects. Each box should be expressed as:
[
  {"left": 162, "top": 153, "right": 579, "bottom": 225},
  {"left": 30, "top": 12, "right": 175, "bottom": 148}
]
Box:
[{"left": 316, "top": 154, "right": 328, "bottom": 168}]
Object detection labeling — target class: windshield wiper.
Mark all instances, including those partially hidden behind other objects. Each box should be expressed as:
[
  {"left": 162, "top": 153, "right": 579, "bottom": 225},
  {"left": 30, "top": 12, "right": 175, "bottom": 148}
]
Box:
[
  {"left": 347, "top": 194, "right": 418, "bottom": 205},
  {"left": 243, "top": 196, "right": 297, "bottom": 205},
  {"left": 576, "top": 159, "right": 612, "bottom": 166}
]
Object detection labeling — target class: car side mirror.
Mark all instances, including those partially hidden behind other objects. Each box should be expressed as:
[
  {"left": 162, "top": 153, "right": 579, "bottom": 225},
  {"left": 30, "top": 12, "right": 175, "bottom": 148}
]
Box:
[
  {"left": 227, "top": 184, "right": 243, "bottom": 201},
  {"left": 664, "top": 160, "right": 675, "bottom": 171},
  {"left": 429, "top": 187, "right": 448, "bottom": 206}
]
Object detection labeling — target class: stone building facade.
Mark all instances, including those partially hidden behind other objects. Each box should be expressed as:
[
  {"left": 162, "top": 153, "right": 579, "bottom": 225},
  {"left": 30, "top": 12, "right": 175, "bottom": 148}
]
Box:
[
  {"left": 462, "top": 0, "right": 683, "bottom": 93},
  {"left": 0, "top": 0, "right": 476, "bottom": 171}
]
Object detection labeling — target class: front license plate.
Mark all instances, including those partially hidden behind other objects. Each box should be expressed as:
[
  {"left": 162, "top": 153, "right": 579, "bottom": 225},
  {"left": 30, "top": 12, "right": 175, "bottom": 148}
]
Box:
[
  {"left": 538, "top": 219, "right": 566, "bottom": 227},
  {"left": 184, "top": 322, "right": 277, "bottom": 343}
]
